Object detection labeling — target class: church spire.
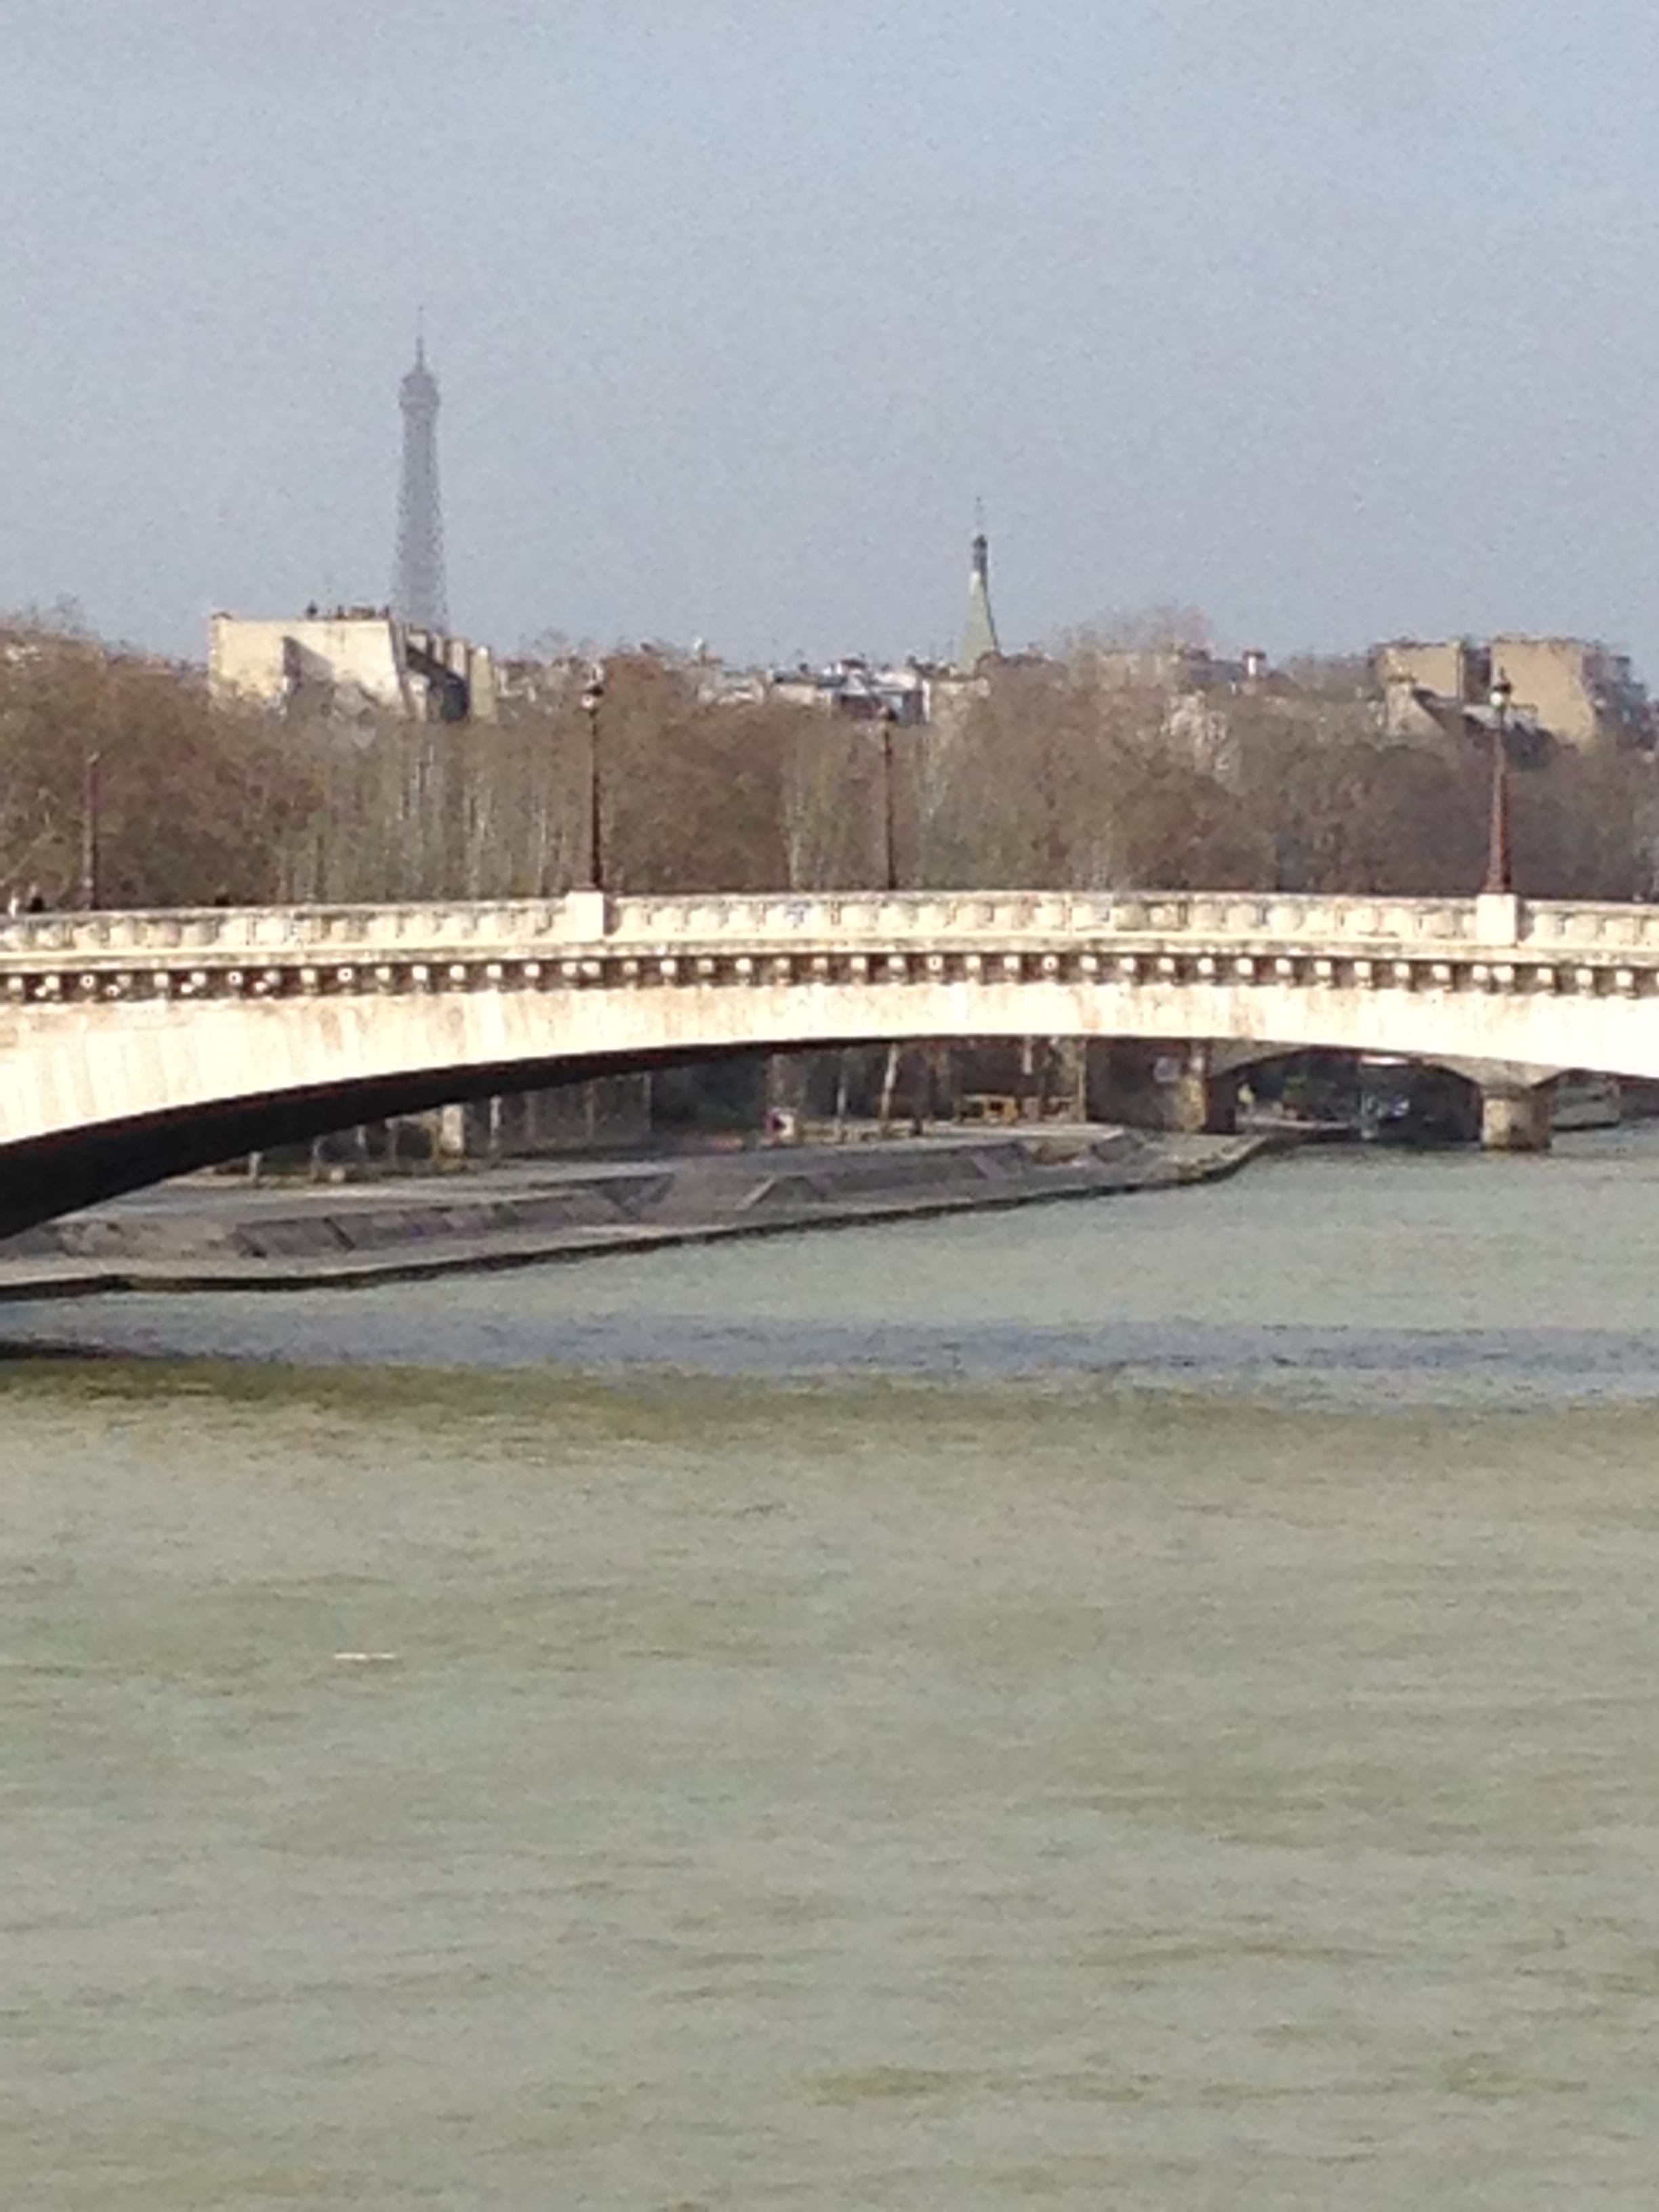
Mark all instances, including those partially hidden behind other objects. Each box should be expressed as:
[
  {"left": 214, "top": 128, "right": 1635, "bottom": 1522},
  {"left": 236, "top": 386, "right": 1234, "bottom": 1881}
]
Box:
[{"left": 960, "top": 510, "right": 1001, "bottom": 670}]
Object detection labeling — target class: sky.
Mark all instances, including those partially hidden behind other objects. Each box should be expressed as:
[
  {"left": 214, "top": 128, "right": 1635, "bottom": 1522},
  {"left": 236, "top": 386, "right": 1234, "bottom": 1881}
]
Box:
[{"left": 3, "top": 0, "right": 1658, "bottom": 672}]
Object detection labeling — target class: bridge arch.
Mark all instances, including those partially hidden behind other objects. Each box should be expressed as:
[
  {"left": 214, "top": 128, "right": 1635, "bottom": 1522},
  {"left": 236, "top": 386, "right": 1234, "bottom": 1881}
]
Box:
[{"left": 5, "top": 886, "right": 1659, "bottom": 1231}]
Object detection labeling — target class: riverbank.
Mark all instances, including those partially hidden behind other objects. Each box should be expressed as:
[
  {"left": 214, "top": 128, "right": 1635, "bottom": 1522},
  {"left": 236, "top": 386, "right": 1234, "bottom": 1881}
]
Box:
[{"left": 0, "top": 1125, "right": 1296, "bottom": 1298}]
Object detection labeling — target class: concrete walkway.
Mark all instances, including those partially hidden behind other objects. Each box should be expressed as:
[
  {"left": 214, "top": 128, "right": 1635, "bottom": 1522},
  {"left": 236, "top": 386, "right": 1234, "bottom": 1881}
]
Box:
[{"left": 0, "top": 1127, "right": 1286, "bottom": 1299}]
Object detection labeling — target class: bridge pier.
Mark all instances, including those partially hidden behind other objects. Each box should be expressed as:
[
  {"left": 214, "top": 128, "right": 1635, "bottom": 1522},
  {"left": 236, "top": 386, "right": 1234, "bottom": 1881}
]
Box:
[
  {"left": 1086, "top": 1042, "right": 1237, "bottom": 1134},
  {"left": 1170, "top": 1051, "right": 1238, "bottom": 1136},
  {"left": 1479, "top": 1078, "right": 1554, "bottom": 1153}
]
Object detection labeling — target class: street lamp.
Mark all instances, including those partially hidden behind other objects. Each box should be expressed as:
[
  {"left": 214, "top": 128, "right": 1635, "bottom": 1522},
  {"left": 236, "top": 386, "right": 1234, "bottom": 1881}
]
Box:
[
  {"left": 1483, "top": 672, "right": 1513, "bottom": 895},
  {"left": 579, "top": 663, "right": 605, "bottom": 892},
  {"left": 81, "top": 751, "right": 102, "bottom": 911},
  {"left": 880, "top": 704, "right": 899, "bottom": 894}
]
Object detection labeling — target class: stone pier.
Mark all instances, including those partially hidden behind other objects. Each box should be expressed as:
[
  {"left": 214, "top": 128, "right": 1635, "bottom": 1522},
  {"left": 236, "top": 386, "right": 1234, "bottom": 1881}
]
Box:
[
  {"left": 1479, "top": 1079, "right": 1555, "bottom": 1153},
  {"left": 1170, "top": 1052, "right": 1237, "bottom": 1136}
]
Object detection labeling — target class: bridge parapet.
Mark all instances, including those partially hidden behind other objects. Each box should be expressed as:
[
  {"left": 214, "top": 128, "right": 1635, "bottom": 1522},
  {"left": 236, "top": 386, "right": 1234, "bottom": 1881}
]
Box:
[
  {"left": 620, "top": 891, "right": 1659, "bottom": 952},
  {"left": 1521, "top": 903, "right": 1659, "bottom": 950},
  {"left": 5, "top": 889, "right": 1659, "bottom": 973},
  {"left": 609, "top": 890, "right": 1504, "bottom": 944},
  {"left": 0, "top": 897, "right": 605, "bottom": 962},
  {"left": 0, "top": 888, "right": 1510, "bottom": 956}
]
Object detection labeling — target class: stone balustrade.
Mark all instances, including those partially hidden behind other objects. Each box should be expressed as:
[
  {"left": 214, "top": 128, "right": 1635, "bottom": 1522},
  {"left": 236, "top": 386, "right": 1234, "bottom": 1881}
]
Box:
[{"left": 6, "top": 888, "right": 1659, "bottom": 971}]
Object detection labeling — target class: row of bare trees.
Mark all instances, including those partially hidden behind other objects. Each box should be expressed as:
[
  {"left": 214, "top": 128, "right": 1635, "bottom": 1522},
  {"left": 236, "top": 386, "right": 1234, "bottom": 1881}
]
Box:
[
  {"left": 3, "top": 622, "right": 1657, "bottom": 910},
  {"left": 0, "top": 630, "right": 316, "bottom": 907},
  {"left": 929, "top": 659, "right": 1659, "bottom": 900}
]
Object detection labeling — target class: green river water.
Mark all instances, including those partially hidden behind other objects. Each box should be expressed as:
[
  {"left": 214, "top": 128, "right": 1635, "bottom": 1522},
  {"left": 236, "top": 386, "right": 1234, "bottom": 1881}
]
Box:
[{"left": 6, "top": 1132, "right": 1659, "bottom": 2207}]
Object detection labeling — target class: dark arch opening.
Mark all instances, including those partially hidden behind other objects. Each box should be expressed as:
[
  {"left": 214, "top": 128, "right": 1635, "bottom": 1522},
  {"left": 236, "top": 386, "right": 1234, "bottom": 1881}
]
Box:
[
  {"left": 0, "top": 1045, "right": 773, "bottom": 1242},
  {"left": 0, "top": 1029, "right": 1559, "bottom": 1243}
]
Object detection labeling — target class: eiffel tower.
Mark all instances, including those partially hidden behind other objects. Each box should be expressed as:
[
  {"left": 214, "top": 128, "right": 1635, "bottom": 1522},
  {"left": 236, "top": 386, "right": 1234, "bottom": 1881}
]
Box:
[{"left": 392, "top": 325, "right": 449, "bottom": 632}]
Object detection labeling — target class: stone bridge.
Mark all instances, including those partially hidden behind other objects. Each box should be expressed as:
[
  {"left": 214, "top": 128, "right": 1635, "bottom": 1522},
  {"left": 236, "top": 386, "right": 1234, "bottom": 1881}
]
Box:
[{"left": 5, "top": 884, "right": 1659, "bottom": 1235}]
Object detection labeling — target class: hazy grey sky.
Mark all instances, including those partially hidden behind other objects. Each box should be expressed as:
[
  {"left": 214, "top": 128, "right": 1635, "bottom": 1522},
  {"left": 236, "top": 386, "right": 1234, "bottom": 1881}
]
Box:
[{"left": 3, "top": 0, "right": 1657, "bottom": 670}]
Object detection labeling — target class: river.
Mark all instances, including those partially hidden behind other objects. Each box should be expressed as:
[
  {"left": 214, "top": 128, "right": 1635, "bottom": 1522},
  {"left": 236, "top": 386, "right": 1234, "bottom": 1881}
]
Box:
[{"left": 7, "top": 1131, "right": 1659, "bottom": 2207}]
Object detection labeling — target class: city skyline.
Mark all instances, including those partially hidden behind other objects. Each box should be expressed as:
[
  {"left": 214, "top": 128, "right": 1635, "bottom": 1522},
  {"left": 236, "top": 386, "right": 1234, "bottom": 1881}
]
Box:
[{"left": 3, "top": 1, "right": 1658, "bottom": 672}]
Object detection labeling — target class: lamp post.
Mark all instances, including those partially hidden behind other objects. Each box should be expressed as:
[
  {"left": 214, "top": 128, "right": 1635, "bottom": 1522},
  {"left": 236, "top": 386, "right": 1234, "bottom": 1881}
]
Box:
[
  {"left": 1483, "top": 672, "right": 1513, "bottom": 896},
  {"left": 580, "top": 663, "right": 605, "bottom": 892},
  {"left": 880, "top": 705, "right": 899, "bottom": 894},
  {"left": 81, "top": 750, "right": 102, "bottom": 911}
]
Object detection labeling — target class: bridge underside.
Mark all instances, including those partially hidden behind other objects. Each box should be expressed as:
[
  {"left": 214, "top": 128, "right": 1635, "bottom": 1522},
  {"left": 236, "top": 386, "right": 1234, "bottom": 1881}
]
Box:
[
  {"left": 3, "top": 971, "right": 1651, "bottom": 1235},
  {"left": 0, "top": 1047, "right": 760, "bottom": 1242}
]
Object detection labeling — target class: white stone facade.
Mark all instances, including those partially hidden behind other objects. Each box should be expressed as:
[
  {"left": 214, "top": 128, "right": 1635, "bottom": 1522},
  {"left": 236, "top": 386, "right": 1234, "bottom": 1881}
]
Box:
[{"left": 208, "top": 613, "right": 497, "bottom": 723}]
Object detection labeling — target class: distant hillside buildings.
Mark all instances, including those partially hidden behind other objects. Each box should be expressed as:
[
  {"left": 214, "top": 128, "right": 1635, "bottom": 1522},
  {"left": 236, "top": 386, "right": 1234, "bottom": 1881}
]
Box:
[
  {"left": 1375, "top": 635, "right": 1653, "bottom": 750},
  {"left": 206, "top": 604, "right": 1659, "bottom": 761},
  {"left": 693, "top": 524, "right": 1011, "bottom": 729},
  {"left": 205, "top": 445, "right": 1656, "bottom": 762},
  {"left": 209, "top": 609, "right": 498, "bottom": 724}
]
